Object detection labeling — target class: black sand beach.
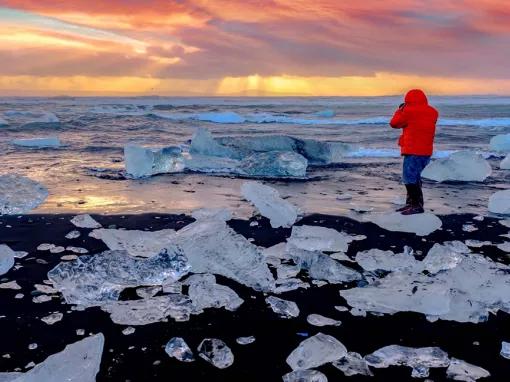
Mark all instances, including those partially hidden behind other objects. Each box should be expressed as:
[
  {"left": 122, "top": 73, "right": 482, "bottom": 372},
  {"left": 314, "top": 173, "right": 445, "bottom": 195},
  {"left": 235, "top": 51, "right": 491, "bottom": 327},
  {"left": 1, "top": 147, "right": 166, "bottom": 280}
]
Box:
[{"left": 1, "top": 212, "right": 509, "bottom": 381}]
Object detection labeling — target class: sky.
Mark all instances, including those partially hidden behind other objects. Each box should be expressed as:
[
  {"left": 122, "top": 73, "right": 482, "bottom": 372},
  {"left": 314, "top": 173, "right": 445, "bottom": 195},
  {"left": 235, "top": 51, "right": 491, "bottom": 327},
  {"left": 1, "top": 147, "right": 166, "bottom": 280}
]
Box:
[{"left": 0, "top": 0, "right": 509, "bottom": 96}]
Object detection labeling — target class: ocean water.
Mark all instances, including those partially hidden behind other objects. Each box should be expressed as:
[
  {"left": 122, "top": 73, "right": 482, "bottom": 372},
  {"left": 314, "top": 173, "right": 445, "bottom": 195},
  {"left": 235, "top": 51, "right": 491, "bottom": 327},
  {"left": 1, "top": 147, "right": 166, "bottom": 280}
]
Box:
[{"left": 1, "top": 96, "right": 509, "bottom": 216}]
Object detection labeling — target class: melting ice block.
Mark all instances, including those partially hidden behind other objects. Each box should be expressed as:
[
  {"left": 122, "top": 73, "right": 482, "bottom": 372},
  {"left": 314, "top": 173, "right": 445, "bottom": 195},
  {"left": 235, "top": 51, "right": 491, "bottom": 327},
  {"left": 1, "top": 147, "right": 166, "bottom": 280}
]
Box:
[
  {"left": 446, "top": 358, "right": 490, "bottom": 381},
  {"left": 488, "top": 190, "right": 510, "bottom": 214},
  {"left": 1, "top": 334, "right": 104, "bottom": 382},
  {"left": 165, "top": 337, "right": 195, "bottom": 362},
  {"left": 266, "top": 296, "right": 300, "bottom": 318},
  {"left": 282, "top": 369, "right": 328, "bottom": 382},
  {"left": 365, "top": 345, "right": 450, "bottom": 378},
  {"left": 333, "top": 352, "right": 373, "bottom": 377},
  {"left": 185, "top": 273, "right": 243, "bottom": 312},
  {"left": 70, "top": 214, "right": 101, "bottom": 229},
  {"left": 173, "top": 220, "right": 275, "bottom": 292},
  {"left": 355, "top": 247, "right": 421, "bottom": 272},
  {"left": 422, "top": 151, "right": 491, "bottom": 182},
  {"left": 490, "top": 134, "right": 510, "bottom": 152},
  {"left": 241, "top": 181, "right": 299, "bottom": 228},
  {"left": 124, "top": 144, "right": 184, "bottom": 178},
  {"left": 197, "top": 339, "right": 234, "bottom": 369},
  {"left": 422, "top": 241, "right": 469, "bottom": 274},
  {"left": 286, "top": 333, "right": 347, "bottom": 371},
  {"left": 240, "top": 151, "right": 308, "bottom": 177},
  {"left": 0, "top": 245, "right": 16, "bottom": 276},
  {"left": 367, "top": 212, "right": 442, "bottom": 236},
  {"left": 11, "top": 137, "right": 61, "bottom": 148},
  {"left": 288, "top": 225, "right": 357, "bottom": 252},
  {"left": 0, "top": 174, "right": 48, "bottom": 214},
  {"left": 48, "top": 248, "right": 190, "bottom": 307},
  {"left": 89, "top": 228, "right": 176, "bottom": 258}
]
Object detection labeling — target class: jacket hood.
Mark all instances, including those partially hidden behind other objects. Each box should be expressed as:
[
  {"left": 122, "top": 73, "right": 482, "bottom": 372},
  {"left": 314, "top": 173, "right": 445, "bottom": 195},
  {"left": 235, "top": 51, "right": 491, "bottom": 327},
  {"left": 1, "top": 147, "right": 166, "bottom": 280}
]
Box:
[{"left": 405, "top": 89, "right": 428, "bottom": 105}]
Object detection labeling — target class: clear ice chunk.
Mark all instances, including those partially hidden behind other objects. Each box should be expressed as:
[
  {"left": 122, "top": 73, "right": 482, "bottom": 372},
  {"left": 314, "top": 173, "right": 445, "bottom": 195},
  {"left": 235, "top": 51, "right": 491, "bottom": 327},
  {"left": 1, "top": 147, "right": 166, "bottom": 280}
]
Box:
[
  {"left": 165, "top": 337, "right": 195, "bottom": 362},
  {"left": 489, "top": 133, "right": 510, "bottom": 152},
  {"left": 501, "top": 341, "right": 510, "bottom": 359},
  {"left": 422, "top": 151, "right": 491, "bottom": 182},
  {"left": 2, "top": 334, "right": 104, "bottom": 382},
  {"left": 48, "top": 248, "right": 190, "bottom": 307},
  {"left": 65, "top": 230, "right": 81, "bottom": 239},
  {"left": 89, "top": 228, "right": 176, "bottom": 258},
  {"left": 0, "top": 174, "right": 48, "bottom": 214},
  {"left": 190, "top": 128, "right": 240, "bottom": 158},
  {"left": 367, "top": 212, "right": 442, "bottom": 236},
  {"left": 422, "top": 241, "right": 469, "bottom": 274},
  {"left": 70, "top": 214, "right": 101, "bottom": 229},
  {"left": 355, "top": 248, "right": 421, "bottom": 272},
  {"left": 282, "top": 369, "right": 328, "bottom": 382},
  {"left": 446, "top": 358, "right": 490, "bottom": 381},
  {"left": 488, "top": 190, "right": 510, "bottom": 215},
  {"left": 288, "top": 225, "right": 357, "bottom": 253},
  {"left": 332, "top": 352, "right": 373, "bottom": 377},
  {"left": 236, "top": 336, "right": 255, "bottom": 345},
  {"left": 239, "top": 151, "right": 308, "bottom": 178},
  {"left": 286, "top": 332, "right": 347, "bottom": 370},
  {"left": 197, "top": 338, "right": 234, "bottom": 369},
  {"left": 0, "top": 245, "right": 16, "bottom": 276},
  {"left": 241, "top": 181, "right": 299, "bottom": 228},
  {"left": 11, "top": 137, "right": 61, "bottom": 148},
  {"left": 41, "top": 312, "right": 63, "bottom": 325},
  {"left": 266, "top": 296, "right": 300, "bottom": 318},
  {"left": 173, "top": 220, "right": 274, "bottom": 292},
  {"left": 185, "top": 273, "right": 244, "bottom": 312},
  {"left": 124, "top": 144, "right": 184, "bottom": 178},
  {"left": 306, "top": 314, "right": 341, "bottom": 327}
]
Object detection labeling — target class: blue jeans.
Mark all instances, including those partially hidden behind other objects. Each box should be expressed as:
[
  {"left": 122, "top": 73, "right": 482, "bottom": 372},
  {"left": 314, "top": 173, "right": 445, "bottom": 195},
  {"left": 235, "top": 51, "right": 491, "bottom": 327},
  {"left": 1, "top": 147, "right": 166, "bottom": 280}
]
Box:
[{"left": 402, "top": 155, "right": 430, "bottom": 184}]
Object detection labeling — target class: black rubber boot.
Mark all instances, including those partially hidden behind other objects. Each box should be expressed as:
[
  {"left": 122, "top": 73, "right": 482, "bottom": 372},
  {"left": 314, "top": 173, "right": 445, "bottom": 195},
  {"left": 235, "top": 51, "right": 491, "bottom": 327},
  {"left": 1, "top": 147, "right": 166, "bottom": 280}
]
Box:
[
  {"left": 401, "top": 184, "right": 424, "bottom": 215},
  {"left": 396, "top": 184, "right": 413, "bottom": 212}
]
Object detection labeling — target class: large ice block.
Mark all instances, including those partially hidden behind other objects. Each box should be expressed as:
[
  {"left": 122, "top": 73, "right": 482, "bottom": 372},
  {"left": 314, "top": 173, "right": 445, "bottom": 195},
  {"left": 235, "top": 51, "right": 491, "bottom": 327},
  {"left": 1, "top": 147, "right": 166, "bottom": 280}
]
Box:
[
  {"left": 0, "top": 174, "right": 48, "bottom": 214},
  {"left": 124, "top": 144, "right": 184, "bottom": 178},
  {"left": 488, "top": 190, "right": 510, "bottom": 214},
  {"left": 367, "top": 212, "right": 442, "bottom": 236},
  {"left": 490, "top": 133, "right": 510, "bottom": 152},
  {"left": 422, "top": 151, "right": 491, "bottom": 182}
]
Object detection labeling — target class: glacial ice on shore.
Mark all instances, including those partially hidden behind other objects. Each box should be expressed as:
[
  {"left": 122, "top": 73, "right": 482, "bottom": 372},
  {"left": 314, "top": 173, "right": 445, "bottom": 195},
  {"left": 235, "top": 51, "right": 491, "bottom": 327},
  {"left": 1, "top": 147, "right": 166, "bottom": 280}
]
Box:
[
  {"left": 422, "top": 151, "right": 492, "bottom": 182},
  {"left": 197, "top": 339, "right": 234, "bottom": 369},
  {"left": 446, "top": 358, "right": 490, "bottom": 381},
  {"left": 0, "top": 174, "right": 48, "bottom": 214},
  {"left": 48, "top": 248, "right": 190, "bottom": 307},
  {"left": 490, "top": 134, "right": 510, "bottom": 152},
  {"left": 364, "top": 345, "right": 450, "bottom": 378},
  {"left": 165, "top": 337, "right": 195, "bottom": 362},
  {"left": 488, "top": 190, "right": 510, "bottom": 214},
  {"left": 500, "top": 155, "right": 510, "bottom": 169},
  {"left": 11, "top": 137, "right": 61, "bottom": 148},
  {"left": 282, "top": 369, "right": 328, "bottom": 382},
  {"left": 0, "top": 245, "right": 15, "bottom": 276},
  {"left": 185, "top": 273, "right": 244, "bottom": 312},
  {"left": 355, "top": 247, "right": 421, "bottom": 272},
  {"left": 367, "top": 212, "right": 442, "bottom": 236},
  {"left": 286, "top": 333, "right": 347, "bottom": 370},
  {"left": 266, "top": 296, "right": 300, "bottom": 318},
  {"left": 0, "top": 334, "right": 104, "bottom": 382},
  {"left": 422, "top": 241, "right": 469, "bottom": 274},
  {"left": 306, "top": 314, "right": 341, "bottom": 327},
  {"left": 124, "top": 145, "right": 184, "bottom": 178},
  {"left": 287, "top": 225, "right": 357, "bottom": 252},
  {"left": 332, "top": 352, "right": 373, "bottom": 377},
  {"left": 70, "top": 214, "right": 101, "bottom": 229},
  {"left": 241, "top": 181, "right": 298, "bottom": 228}
]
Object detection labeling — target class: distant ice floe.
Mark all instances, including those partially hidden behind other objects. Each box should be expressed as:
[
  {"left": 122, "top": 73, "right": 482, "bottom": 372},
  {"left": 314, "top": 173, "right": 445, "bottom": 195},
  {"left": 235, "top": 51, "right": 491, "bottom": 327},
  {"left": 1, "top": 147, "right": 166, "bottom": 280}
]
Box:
[
  {"left": 11, "top": 137, "right": 61, "bottom": 148},
  {"left": 488, "top": 190, "right": 510, "bottom": 214},
  {"left": 422, "top": 151, "right": 492, "bottom": 182},
  {"left": 0, "top": 174, "right": 48, "bottom": 214}
]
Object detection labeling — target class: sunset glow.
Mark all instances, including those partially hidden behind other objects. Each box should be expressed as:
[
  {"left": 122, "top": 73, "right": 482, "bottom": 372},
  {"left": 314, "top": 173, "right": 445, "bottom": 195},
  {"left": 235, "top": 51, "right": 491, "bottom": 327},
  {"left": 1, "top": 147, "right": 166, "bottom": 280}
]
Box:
[{"left": 0, "top": 1, "right": 509, "bottom": 96}]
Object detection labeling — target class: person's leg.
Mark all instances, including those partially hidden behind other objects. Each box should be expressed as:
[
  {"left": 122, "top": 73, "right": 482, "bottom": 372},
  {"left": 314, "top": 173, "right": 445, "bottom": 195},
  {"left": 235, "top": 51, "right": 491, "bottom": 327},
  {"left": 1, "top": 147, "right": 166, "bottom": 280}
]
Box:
[
  {"left": 400, "top": 155, "right": 425, "bottom": 214},
  {"left": 397, "top": 155, "right": 413, "bottom": 212}
]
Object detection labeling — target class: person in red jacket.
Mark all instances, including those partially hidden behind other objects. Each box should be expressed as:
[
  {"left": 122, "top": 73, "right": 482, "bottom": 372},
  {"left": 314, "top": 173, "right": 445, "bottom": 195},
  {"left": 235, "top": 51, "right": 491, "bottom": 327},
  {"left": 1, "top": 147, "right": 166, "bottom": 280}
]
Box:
[{"left": 390, "top": 89, "right": 438, "bottom": 215}]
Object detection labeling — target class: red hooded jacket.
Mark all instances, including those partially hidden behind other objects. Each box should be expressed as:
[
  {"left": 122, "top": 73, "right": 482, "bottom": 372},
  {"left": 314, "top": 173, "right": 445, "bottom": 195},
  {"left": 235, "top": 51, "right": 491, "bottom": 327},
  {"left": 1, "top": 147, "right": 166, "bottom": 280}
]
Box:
[{"left": 390, "top": 89, "right": 438, "bottom": 156}]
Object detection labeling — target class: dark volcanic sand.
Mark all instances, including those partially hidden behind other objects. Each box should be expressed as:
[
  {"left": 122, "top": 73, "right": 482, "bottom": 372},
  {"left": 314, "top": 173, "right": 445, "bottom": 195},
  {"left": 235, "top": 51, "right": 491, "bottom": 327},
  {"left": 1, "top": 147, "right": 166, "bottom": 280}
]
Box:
[{"left": 0, "top": 212, "right": 509, "bottom": 381}]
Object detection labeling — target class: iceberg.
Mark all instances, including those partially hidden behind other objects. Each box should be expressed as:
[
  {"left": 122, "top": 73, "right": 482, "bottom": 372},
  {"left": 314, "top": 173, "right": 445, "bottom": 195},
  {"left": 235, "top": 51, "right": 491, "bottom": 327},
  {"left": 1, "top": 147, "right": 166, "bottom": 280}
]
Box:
[
  {"left": 332, "top": 352, "right": 373, "bottom": 377},
  {"left": 241, "top": 181, "right": 299, "bottom": 228},
  {"left": 173, "top": 219, "right": 275, "bottom": 292},
  {"left": 282, "top": 370, "right": 328, "bottom": 382},
  {"left": 185, "top": 273, "right": 244, "bottom": 312},
  {"left": 0, "top": 334, "right": 104, "bottom": 382},
  {"left": 365, "top": 345, "right": 450, "bottom": 378},
  {"left": 286, "top": 333, "right": 347, "bottom": 371},
  {"left": 266, "top": 296, "right": 300, "bottom": 318},
  {"left": 89, "top": 228, "right": 176, "bottom": 258},
  {"left": 165, "top": 337, "right": 195, "bottom": 362},
  {"left": 488, "top": 190, "right": 510, "bottom": 214},
  {"left": 0, "top": 245, "right": 16, "bottom": 276},
  {"left": 11, "top": 137, "right": 61, "bottom": 148},
  {"left": 124, "top": 144, "right": 184, "bottom": 178},
  {"left": 367, "top": 212, "right": 442, "bottom": 236},
  {"left": 0, "top": 174, "right": 48, "bottom": 214},
  {"left": 422, "top": 151, "right": 491, "bottom": 182},
  {"left": 446, "top": 358, "right": 490, "bottom": 381},
  {"left": 48, "top": 248, "right": 190, "bottom": 307},
  {"left": 70, "top": 214, "right": 101, "bottom": 229},
  {"left": 490, "top": 134, "right": 510, "bottom": 152},
  {"left": 287, "top": 225, "right": 357, "bottom": 253},
  {"left": 197, "top": 339, "right": 234, "bottom": 369}
]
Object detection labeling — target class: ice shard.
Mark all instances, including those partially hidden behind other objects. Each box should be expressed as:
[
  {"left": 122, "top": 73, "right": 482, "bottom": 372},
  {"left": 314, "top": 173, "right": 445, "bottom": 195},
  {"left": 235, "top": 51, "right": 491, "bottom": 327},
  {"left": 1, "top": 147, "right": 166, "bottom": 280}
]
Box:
[
  {"left": 165, "top": 337, "right": 195, "bottom": 362},
  {"left": 332, "top": 352, "right": 373, "bottom": 377},
  {"left": 422, "top": 241, "right": 469, "bottom": 274},
  {"left": 488, "top": 190, "right": 510, "bottom": 215},
  {"left": 446, "top": 358, "right": 490, "bottom": 381},
  {"left": 422, "top": 151, "right": 491, "bottom": 182},
  {"left": 355, "top": 247, "right": 421, "bottom": 272},
  {"left": 266, "top": 296, "right": 300, "bottom": 318},
  {"left": 287, "top": 225, "right": 357, "bottom": 253},
  {"left": 241, "top": 181, "right": 299, "bottom": 228},
  {"left": 367, "top": 212, "right": 442, "bottom": 236},
  {"left": 0, "top": 174, "right": 48, "bottom": 214},
  {"left": 124, "top": 144, "right": 184, "bottom": 178},
  {"left": 185, "top": 273, "right": 244, "bottom": 312},
  {"left": 286, "top": 333, "right": 347, "bottom": 370},
  {"left": 197, "top": 339, "right": 234, "bottom": 369},
  {"left": 282, "top": 369, "right": 328, "bottom": 382}
]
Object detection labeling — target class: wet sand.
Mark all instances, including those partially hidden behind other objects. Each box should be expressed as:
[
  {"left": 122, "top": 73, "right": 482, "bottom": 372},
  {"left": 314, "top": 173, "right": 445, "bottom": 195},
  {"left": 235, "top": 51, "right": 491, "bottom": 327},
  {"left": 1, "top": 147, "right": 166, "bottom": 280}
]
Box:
[{"left": 1, "top": 212, "right": 509, "bottom": 381}]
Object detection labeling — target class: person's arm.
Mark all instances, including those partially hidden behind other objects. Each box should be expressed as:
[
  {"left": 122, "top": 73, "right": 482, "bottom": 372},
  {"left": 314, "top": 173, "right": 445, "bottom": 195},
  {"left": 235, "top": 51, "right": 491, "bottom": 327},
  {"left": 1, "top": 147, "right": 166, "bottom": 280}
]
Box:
[{"left": 390, "top": 103, "right": 408, "bottom": 129}]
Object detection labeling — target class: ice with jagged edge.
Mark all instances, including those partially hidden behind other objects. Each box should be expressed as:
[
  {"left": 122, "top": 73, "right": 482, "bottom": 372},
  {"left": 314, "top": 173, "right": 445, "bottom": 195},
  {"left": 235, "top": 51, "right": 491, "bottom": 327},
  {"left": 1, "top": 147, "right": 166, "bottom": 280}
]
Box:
[
  {"left": 0, "top": 334, "right": 103, "bottom": 382},
  {"left": 282, "top": 369, "right": 328, "bottom": 382},
  {"left": 365, "top": 345, "right": 450, "bottom": 378},
  {"left": 11, "top": 137, "right": 61, "bottom": 148},
  {"left": 355, "top": 247, "right": 421, "bottom": 272},
  {"left": 197, "top": 338, "right": 234, "bottom": 369},
  {"left": 102, "top": 294, "right": 194, "bottom": 325},
  {"left": 341, "top": 243, "right": 510, "bottom": 323},
  {"left": 489, "top": 190, "right": 510, "bottom": 214},
  {"left": 165, "top": 337, "right": 195, "bottom": 362},
  {"left": 0, "top": 245, "right": 16, "bottom": 276},
  {"left": 89, "top": 228, "right": 176, "bottom": 258},
  {"left": 71, "top": 214, "right": 101, "bottom": 228},
  {"left": 241, "top": 181, "right": 298, "bottom": 228},
  {"left": 422, "top": 151, "right": 491, "bottom": 182},
  {"left": 332, "top": 352, "right": 373, "bottom": 377},
  {"left": 173, "top": 219, "right": 275, "bottom": 292},
  {"left": 286, "top": 332, "right": 347, "bottom": 370},
  {"left": 124, "top": 144, "right": 184, "bottom": 178},
  {"left": 47, "top": 248, "right": 190, "bottom": 307},
  {"left": 446, "top": 358, "right": 490, "bottom": 381},
  {"left": 490, "top": 133, "right": 510, "bottom": 152},
  {"left": 287, "top": 225, "right": 358, "bottom": 252},
  {"left": 266, "top": 296, "right": 300, "bottom": 318},
  {"left": 0, "top": 174, "right": 48, "bottom": 214},
  {"left": 366, "top": 212, "right": 442, "bottom": 236},
  {"left": 185, "top": 273, "right": 243, "bottom": 312}
]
